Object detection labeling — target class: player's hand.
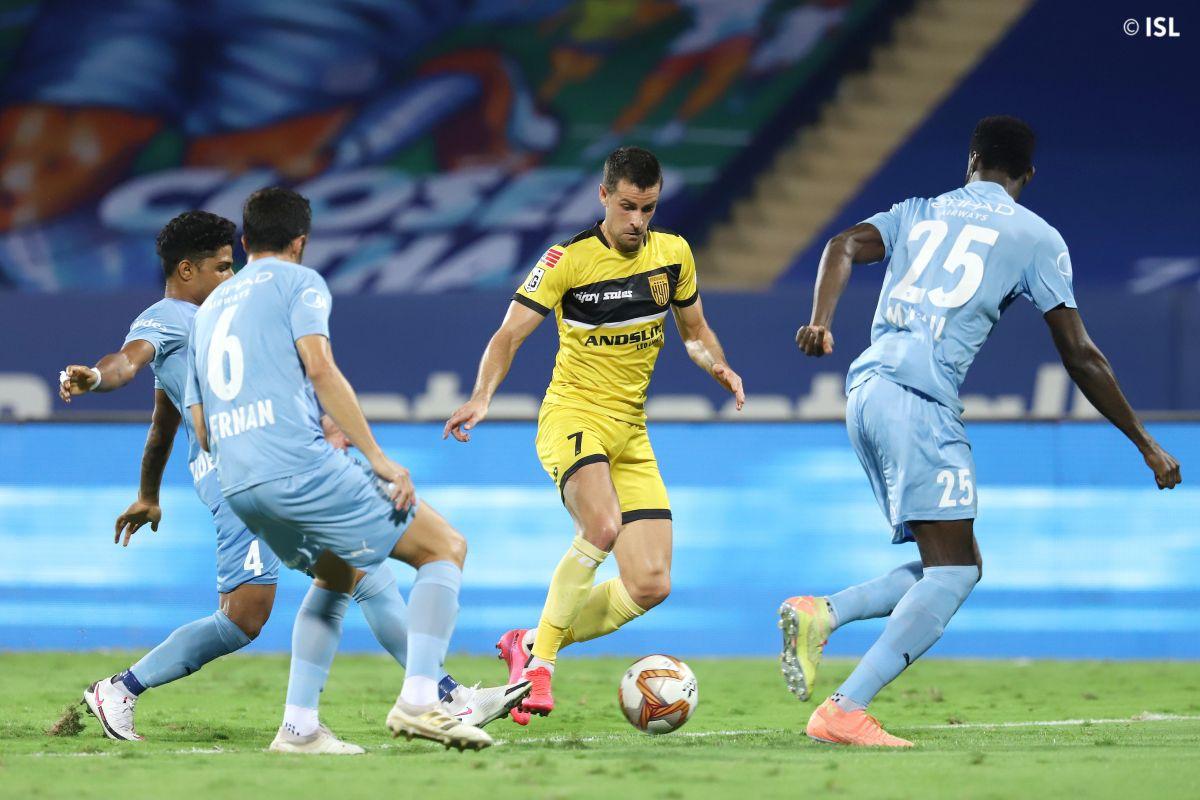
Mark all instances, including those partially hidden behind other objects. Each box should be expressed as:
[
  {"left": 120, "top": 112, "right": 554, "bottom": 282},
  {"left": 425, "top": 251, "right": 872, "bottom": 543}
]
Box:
[
  {"left": 1142, "top": 443, "right": 1181, "bottom": 489},
  {"left": 444, "top": 398, "right": 488, "bottom": 443},
  {"left": 58, "top": 365, "right": 99, "bottom": 402},
  {"left": 321, "top": 414, "right": 350, "bottom": 451},
  {"left": 114, "top": 499, "right": 161, "bottom": 547},
  {"left": 795, "top": 325, "right": 834, "bottom": 357},
  {"left": 371, "top": 456, "right": 416, "bottom": 512},
  {"left": 713, "top": 363, "right": 745, "bottom": 411}
]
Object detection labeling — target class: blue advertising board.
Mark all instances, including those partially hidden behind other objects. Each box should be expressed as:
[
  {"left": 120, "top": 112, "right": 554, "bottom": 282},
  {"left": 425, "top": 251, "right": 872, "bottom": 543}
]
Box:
[{"left": 2, "top": 421, "right": 1197, "bottom": 658}]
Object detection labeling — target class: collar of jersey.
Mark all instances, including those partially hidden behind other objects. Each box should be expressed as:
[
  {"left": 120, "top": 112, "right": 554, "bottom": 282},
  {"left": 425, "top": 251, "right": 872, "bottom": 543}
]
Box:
[{"left": 593, "top": 221, "right": 646, "bottom": 259}]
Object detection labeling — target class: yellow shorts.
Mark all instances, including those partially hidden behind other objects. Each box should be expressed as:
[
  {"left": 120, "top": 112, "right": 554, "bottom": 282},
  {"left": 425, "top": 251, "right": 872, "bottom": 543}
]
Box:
[{"left": 534, "top": 401, "right": 671, "bottom": 524}]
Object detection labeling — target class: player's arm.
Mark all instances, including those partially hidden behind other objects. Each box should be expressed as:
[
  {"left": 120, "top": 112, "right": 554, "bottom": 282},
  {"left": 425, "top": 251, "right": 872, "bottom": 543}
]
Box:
[
  {"left": 673, "top": 297, "right": 744, "bottom": 410},
  {"left": 114, "top": 389, "right": 180, "bottom": 546},
  {"left": 796, "top": 222, "right": 887, "bottom": 357},
  {"left": 1044, "top": 306, "right": 1180, "bottom": 489},
  {"left": 295, "top": 333, "right": 415, "bottom": 511},
  {"left": 443, "top": 301, "right": 545, "bottom": 442},
  {"left": 58, "top": 339, "right": 155, "bottom": 402}
]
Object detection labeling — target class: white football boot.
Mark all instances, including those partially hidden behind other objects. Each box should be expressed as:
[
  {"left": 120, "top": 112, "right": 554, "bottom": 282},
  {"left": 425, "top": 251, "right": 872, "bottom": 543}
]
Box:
[
  {"left": 441, "top": 681, "right": 531, "bottom": 728},
  {"left": 82, "top": 676, "right": 143, "bottom": 741},
  {"left": 386, "top": 698, "right": 493, "bottom": 751},
  {"left": 268, "top": 723, "right": 365, "bottom": 755}
]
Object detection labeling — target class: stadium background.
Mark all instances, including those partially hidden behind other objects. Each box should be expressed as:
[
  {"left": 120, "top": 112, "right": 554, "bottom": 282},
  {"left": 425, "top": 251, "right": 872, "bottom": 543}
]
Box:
[{"left": 1, "top": 0, "right": 1197, "bottom": 661}]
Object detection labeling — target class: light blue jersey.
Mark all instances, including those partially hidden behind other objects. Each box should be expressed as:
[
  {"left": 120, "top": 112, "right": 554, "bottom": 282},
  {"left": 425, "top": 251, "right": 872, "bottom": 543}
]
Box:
[
  {"left": 846, "top": 180, "right": 1076, "bottom": 414},
  {"left": 124, "top": 299, "right": 220, "bottom": 510},
  {"left": 185, "top": 257, "right": 336, "bottom": 496},
  {"left": 844, "top": 181, "right": 1076, "bottom": 542},
  {"left": 126, "top": 297, "right": 279, "bottom": 590},
  {"left": 186, "top": 256, "right": 414, "bottom": 573}
]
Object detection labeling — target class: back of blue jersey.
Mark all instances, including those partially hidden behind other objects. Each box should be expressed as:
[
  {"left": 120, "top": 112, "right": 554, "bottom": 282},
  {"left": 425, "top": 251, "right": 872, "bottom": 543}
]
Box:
[
  {"left": 124, "top": 298, "right": 221, "bottom": 509},
  {"left": 846, "top": 180, "right": 1076, "bottom": 413},
  {"left": 185, "top": 257, "right": 335, "bottom": 496}
]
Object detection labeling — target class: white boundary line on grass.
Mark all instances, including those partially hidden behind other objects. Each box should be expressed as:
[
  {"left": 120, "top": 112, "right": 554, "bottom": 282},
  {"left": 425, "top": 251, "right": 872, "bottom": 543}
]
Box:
[
  {"left": 494, "top": 713, "right": 1200, "bottom": 746},
  {"left": 27, "top": 714, "right": 1200, "bottom": 757}
]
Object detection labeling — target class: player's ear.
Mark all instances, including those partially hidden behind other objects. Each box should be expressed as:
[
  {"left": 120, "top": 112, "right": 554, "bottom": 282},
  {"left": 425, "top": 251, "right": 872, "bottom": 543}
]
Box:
[
  {"left": 241, "top": 234, "right": 250, "bottom": 254},
  {"left": 292, "top": 234, "right": 307, "bottom": 262},
  {"left": 598, "top": 182, "right": 608, "bottom": 205},
  {"left": 176, "top": 259, "right": 193, "bottom": 281}
]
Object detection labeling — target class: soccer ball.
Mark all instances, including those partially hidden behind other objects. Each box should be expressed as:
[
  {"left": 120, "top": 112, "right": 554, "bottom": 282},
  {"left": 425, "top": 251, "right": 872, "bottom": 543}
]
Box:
[{"left": 618, "top": 654, "right": 698, "bottom": 734}]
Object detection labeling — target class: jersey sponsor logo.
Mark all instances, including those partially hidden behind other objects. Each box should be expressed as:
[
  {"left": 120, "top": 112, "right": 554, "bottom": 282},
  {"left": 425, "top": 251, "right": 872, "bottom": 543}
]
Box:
[
  {"left": 524, "top": 266, "right": 545, "bottom": 292},
  {"left": 582, "top": 322, "right": 663, "bottom": 349},
  {"left": 130, "top": 318, "right": 166, "bottom": 332},
  {"left": 560, "top": 264, "right": 682, "bottom": 327},
  {"left": 1056, "top": 251, "right": 1073, "bottom": 279},
  {"left": 649, "top": 273, "right": 670, "bottom": 306},
  {"left": 540, "top": 247, "right": 564, "bottom": 268},
  {"left": 930, "top": 196, "right": 1015, "bottom": 220},
  {"left": 301, "top": 287, "right": 328, "bottom": 309},
  {"left": 573, "top": 288, "right": 634, "bottom": 303}
]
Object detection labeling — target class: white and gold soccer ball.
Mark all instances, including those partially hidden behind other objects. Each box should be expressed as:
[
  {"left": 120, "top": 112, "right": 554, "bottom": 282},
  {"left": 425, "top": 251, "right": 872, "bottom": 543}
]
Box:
[{"left": 618, "top": 654, "right": 698, "bottom": 734}]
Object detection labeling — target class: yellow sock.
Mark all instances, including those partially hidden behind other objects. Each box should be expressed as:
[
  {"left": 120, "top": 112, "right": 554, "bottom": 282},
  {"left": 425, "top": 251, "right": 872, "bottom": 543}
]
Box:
[
  {"left": 530, "top": 535, "right": 608, "bottom": 664},
  {"left": 561, "top": 578, "right": 646, "bottom": 647}
]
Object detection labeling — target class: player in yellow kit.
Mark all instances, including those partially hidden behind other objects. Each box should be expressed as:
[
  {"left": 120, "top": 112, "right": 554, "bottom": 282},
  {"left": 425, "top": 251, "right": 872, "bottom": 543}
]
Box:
[{"left": 444, "top": 146, "right": 745, "bottom": 722}]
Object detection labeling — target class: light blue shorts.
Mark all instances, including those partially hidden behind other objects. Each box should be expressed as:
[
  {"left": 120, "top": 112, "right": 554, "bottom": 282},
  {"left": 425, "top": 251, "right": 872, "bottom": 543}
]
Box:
[
  {"left": 224, "top": 453, "right": 415, "bottom": 574},
  {"left": 846, "top": 375, "right": 977, "bottom": 544},
  {"left": 212, "top": 499, "right": 280, "bottom": 594}
]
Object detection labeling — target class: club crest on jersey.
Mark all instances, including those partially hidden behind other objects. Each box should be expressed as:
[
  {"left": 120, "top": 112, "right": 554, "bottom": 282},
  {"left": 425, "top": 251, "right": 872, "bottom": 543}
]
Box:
[
  {"left": 649, "top": 273, "right": 670, "bottom": 306},
  {"left": 540, "top": 247, "right": 564, "bottom": 269}
]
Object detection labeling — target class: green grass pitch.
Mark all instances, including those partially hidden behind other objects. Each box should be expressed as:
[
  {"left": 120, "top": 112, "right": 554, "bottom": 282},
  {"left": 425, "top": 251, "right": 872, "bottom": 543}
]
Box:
[{"left": 4, "top": 653, "right": 1200, "bottom": 799}]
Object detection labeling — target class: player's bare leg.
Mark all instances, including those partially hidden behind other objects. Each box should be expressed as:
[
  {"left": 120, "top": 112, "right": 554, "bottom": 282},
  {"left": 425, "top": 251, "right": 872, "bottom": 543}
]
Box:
[
  {"left": 609, "top": 518, "right": 671, "bottom": 611},
  {"left": 383, "top": 502, "right": 497, "bottom": 750},
  {"left": 84, "top": 583, "right": 274, "bottom": 742},
  {"left": 808, "top": 520, "right": 980, "bottom": 747}
]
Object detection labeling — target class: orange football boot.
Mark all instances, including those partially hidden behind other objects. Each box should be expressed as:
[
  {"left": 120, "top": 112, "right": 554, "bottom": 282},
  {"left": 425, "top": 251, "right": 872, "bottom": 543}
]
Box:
[{"left": 806, "top": 698, "right": 913, "bottom": 747}]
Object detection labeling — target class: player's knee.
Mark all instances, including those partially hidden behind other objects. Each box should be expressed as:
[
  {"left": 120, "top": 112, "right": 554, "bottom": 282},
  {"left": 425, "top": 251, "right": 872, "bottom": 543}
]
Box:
[
  {"left": 626, "top": 569, "right": 670, "bottom": 610},
  {"left": 580, "top": 515, "right": 621, "bottom": 551},
  {"left": 227, "top": 603, "right": 271, "bottom": 640},
  {"left": 441, "top": 526, "right": 468, "bottom": 567}
]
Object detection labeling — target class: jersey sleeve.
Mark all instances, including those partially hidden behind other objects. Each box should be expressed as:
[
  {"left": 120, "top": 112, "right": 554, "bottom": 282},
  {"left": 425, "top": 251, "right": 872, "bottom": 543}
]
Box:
[
  {"left": 289, "top": 270, "right": 333, "bottom": 341},
  {"left": 672, "top": 237, "right": 699, "bottom": 307},
  {"left": 184, "top": 338, "right": 202, "bottom": 409},
  {"left": 513, "top": 244, "right": 571, "bottom": 316},
  {"left": 124, "top": 306, "right": 181, "bottom": 357},
  {"left": 861, "top": 199, "right": 910, "bottom": 261},
  {"left": 1020, "top": 228, "right": 1077, "bottom": 313}
]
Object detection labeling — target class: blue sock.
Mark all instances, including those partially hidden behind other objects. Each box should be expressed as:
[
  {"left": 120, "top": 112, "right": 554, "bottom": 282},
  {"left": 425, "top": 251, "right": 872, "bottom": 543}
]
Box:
[
  {"left": 827, "top": 561, "right": 923, "bottom": 630},
  {"left": 353, "top": 563, "right": 409, "bottom": 667},
  {"left": 127, "top": 610, "right": 251, "bottom": 692},
  {"left": 285, "top": 585, "right": 350, "bottom": 712},
  {"left": 353, "top": 564, "right": 458, "bottom": 697},
  {"left": 835, "top": 565, "right": 978, "bottom": 708},
  {"left": 401, "top": 560, "right": 462, "bottom": 706}
]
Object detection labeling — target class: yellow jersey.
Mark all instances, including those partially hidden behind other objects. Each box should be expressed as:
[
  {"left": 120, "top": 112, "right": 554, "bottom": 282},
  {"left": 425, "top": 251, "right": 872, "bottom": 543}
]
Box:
[{"left": 513, "top": 222, "right": 699, "bottom": 424}]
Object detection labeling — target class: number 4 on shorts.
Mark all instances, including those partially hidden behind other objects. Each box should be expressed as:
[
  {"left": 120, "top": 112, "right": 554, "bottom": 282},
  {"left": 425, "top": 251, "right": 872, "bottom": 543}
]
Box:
[{"left": 243, "top": 539, "right": 264, "bottom": 576}]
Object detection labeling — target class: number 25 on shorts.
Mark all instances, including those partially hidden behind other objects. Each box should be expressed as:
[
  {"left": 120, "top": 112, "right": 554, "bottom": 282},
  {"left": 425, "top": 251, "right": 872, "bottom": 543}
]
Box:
[{"left": 936, "top": 468, "right": 974, "bottom": 507}]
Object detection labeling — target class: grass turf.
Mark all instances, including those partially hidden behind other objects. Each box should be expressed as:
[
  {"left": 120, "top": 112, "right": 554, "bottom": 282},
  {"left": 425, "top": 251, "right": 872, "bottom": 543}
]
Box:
[{"left": 3, "top": 653, "right": 1200, "bottom": 799}]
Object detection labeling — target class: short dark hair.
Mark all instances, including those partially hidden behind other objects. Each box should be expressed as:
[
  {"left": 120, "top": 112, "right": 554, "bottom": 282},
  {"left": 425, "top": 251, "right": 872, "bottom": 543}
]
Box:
[
  {"left": 155, "top": 210, "right": 236, "bottom": 279},
  {"left": 969, "top": 116, "right": 1035, "bottom": 179},
  {"left": 242, "top": 187, "right": 312, "bottom": 253},
  {"left": 602, "top": 146, "right": 663, "bottom": 191}
]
